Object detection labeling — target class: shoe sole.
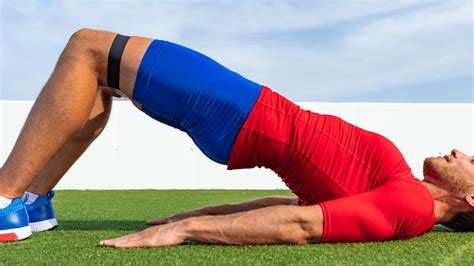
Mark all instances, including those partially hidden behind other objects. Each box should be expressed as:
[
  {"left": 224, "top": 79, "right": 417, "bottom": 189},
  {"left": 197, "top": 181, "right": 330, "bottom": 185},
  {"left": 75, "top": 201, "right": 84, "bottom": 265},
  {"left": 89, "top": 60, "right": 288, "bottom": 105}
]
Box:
[
  {"left": 30, "top": 218, "right": 58, "bottom": 232},
  {"left": 0, "top": 226, "right": 32, "bottom": 242}
]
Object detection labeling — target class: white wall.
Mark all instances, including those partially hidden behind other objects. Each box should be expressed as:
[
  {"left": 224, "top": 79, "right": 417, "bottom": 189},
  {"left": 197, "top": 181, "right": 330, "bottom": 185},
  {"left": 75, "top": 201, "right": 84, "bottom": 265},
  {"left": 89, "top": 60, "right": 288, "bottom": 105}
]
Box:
[{"left": 1, "top": 101, "right": 472, "bottom": 190}]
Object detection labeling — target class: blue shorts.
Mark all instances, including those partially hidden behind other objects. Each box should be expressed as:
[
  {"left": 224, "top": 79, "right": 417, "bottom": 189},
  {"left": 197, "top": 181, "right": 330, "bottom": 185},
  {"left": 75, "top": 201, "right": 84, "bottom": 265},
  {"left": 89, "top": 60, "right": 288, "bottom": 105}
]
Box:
[{"left": 132, "top": 40, "right": 262, "bottom": 165}]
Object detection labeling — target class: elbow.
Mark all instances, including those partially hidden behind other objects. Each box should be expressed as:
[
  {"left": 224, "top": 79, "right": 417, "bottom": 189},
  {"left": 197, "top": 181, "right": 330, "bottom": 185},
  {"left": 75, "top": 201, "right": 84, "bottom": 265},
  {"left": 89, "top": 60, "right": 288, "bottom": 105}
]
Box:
[
  {"left": 293, "top": 218, "right": 322, "bottom": 244},
  {"left": 297, "top": 205, "right": 324, "bottom": 244},
  {"left": 292, "top": 229, "right": 319, "bottom": 245},
  {"left": 280, "top": 224, "right": 320, "bottom": 245},
  {"left": 282, "top": 232, "right": 312, "bottom": 245}
]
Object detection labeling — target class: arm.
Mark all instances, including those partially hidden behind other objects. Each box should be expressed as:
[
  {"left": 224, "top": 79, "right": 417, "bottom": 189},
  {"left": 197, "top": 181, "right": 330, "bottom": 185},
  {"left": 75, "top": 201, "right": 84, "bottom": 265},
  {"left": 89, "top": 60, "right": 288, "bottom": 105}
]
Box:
[
  {"left": 100, "top": 204, "right": 323, "bottom": 248},
  {"left": 184, "top": 204, "right": 323, "bottom": 245},
  {"left": 147, "top": 196, "right": 298, "bottom": 225}
]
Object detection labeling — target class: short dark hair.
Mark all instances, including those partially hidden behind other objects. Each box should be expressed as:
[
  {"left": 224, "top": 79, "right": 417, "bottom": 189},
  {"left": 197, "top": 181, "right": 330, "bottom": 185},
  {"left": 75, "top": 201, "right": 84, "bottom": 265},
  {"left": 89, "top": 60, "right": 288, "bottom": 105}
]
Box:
[{"left": 442, "top": 211, "right": 474, "bottom": 232}]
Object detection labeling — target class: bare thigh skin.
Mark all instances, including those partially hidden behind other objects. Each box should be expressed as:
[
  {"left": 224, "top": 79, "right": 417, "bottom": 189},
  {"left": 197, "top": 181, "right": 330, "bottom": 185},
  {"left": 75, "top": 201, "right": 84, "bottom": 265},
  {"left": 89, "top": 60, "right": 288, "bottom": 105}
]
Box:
[
  {"left": 0, "top": 28, "right": 327, "bottom": 249},
  {"left": 0, "top": 29, "right": 152, "bottom": 198}
]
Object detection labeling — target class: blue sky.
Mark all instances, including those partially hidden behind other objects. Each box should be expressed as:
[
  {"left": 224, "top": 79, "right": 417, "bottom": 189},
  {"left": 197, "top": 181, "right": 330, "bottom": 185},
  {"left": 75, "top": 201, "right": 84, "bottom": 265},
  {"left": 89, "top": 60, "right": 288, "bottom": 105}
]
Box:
[{"left": 0, "top": 0, "right": 472, "bottom": 102}]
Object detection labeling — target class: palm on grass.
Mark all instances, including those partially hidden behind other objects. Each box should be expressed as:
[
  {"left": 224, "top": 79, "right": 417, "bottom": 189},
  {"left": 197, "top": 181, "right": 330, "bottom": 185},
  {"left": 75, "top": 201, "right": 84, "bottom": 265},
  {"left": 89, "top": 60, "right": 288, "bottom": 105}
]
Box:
[{"left": 100, "top": 224, "right": 185, "bottom": 248}]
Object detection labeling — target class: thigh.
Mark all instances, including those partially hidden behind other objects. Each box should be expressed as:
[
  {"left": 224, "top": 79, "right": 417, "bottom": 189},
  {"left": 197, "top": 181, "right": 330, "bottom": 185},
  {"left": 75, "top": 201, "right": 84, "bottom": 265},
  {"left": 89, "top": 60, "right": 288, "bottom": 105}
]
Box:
[
  {"left": 73, "top": 29, "right": 152, "bottom": 108},
  {"left": 119, "top": 36, "right": 153, "bottom": 108}
]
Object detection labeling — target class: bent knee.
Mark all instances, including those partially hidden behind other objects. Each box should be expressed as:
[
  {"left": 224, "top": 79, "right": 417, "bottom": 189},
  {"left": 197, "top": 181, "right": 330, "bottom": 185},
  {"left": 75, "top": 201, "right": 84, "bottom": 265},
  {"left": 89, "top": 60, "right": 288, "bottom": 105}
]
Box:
[
  {"left": 58, "top": 29, "right": 102, "bottom": 72},
  {"left": 70, "top": 28, "right": 117, "bottom": 48},
  {"left": 70, "top": 28, "right": 97, "bottom": 42},
  {"left": 63, "top": 28, "right": 118, "bottom": 85},
  {"left": 66, "top": 28, "right": 100, "bottom": 55}
]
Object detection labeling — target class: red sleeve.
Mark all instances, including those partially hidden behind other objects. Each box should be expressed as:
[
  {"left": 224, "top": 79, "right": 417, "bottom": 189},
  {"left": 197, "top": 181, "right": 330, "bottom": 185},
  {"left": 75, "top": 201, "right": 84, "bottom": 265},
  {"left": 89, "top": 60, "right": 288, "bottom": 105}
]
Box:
[{"left": 319, "top": 179, "right": 435, "bottom": 243}]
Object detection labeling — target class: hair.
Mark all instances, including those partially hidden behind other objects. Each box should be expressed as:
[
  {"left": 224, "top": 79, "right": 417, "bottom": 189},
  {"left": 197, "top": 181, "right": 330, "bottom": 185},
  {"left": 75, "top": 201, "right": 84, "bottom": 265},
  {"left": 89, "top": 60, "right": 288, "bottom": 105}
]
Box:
[
  {"left": 442, "top": 211, "right": 474, "bottom": 232},
  {"left": 441, "top": 174, "right": 474, "bottom": 231}
]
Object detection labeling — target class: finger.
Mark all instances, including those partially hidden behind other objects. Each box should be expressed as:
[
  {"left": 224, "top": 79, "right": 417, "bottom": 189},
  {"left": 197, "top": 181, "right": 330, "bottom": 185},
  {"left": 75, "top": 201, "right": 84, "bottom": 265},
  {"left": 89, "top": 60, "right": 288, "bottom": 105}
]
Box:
[
  {"left": 113, "top": 238, "right": 152, "bottom": 248},
  {"left": 147, "top": 218, "right": 181, "bottom": 225},
  {"left": 103, "top": 231, "right": 154, "bottom": 248},
  {"left": 100, "top": 232, "right": 141, "bottom": 246},
  {"left": 146, "top": 219, "right": 168, "bottom": 225},
  {"left": 99, "top": 240, "right": 113, "bottom": 247}
]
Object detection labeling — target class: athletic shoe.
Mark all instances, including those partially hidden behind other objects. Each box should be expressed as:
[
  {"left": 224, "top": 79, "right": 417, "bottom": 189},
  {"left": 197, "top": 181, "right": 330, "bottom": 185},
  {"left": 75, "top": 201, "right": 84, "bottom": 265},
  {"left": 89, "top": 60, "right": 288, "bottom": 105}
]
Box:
[
  {"left": 0, "top": 198, "right": 32, "bottom": 242},
  {"left": 25, "top": 191, "right": 58, "bottom": 232}
]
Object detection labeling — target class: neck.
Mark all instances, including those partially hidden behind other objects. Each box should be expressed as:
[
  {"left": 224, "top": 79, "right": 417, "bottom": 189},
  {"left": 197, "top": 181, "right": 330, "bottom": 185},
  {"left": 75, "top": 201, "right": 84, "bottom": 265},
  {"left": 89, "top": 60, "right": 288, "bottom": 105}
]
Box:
[{"left": 421, "top": 180, "right": 461, "bottom": 224}]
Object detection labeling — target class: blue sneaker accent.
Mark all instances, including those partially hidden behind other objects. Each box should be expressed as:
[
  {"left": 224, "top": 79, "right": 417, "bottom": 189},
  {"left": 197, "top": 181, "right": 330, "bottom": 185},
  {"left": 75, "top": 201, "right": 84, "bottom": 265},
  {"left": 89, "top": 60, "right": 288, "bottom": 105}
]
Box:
[
  {"left": 0, "top": 198, "right": 31, "bottom": 242},
  {"left": 25, "top": 191, "right": 58, "bottom": 232}
]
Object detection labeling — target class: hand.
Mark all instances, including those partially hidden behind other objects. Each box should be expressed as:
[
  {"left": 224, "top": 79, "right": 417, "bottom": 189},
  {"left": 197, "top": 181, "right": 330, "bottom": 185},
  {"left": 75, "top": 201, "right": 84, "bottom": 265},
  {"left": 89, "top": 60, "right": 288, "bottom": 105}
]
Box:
[
  {"left": 147, "top": 210, "right": 203, "bottom": 225},
  {"left": 99, "top": 223, "right": 186, "bottom": 248}
]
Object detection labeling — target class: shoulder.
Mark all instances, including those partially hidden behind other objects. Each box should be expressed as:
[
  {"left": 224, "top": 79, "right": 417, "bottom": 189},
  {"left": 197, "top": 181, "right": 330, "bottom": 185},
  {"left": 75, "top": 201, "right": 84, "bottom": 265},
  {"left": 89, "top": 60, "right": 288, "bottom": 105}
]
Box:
[
  {"left": 320, "top": 178, "right": 435, "bottom": 243},
  {"left": 369, "top": 178, "right": 435, "bottom": 239},
  {"left": 385, "top": 178, "right": 436, "bottom": 239}
]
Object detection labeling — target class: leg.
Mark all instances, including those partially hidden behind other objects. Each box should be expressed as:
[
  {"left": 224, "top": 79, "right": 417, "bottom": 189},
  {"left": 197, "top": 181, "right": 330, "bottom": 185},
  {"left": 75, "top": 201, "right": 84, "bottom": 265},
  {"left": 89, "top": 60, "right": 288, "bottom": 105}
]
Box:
[
  {"left": 26, "top": 88, "right": 112, "bottom": 194},
  {"left": 0, "top": 29, "right": 152, "bottom": 198}
]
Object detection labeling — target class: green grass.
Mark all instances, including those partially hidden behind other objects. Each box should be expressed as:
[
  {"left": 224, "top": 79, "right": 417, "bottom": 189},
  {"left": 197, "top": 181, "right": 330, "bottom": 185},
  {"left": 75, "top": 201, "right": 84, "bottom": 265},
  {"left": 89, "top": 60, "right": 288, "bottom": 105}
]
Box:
[{"left": 1, "top": 190, "right": 473, "bottom": 265}]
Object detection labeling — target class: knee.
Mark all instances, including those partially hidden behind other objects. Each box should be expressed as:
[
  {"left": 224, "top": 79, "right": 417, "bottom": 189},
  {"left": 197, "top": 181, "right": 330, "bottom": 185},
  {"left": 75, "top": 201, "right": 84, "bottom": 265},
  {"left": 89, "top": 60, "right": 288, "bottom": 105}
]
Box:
[
  {"left": 63, "top": 28, "right": 101, "bottom": 62},
  {"left": 69, "top": 28, "right": 98, "bottom": 47}
]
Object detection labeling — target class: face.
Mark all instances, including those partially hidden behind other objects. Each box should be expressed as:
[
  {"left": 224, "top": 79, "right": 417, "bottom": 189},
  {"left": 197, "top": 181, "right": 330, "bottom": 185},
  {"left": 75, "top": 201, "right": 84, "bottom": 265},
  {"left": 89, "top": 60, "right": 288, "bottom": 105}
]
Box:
[{"left": 423, "top": 149, "right": 474, "bottom": 194}]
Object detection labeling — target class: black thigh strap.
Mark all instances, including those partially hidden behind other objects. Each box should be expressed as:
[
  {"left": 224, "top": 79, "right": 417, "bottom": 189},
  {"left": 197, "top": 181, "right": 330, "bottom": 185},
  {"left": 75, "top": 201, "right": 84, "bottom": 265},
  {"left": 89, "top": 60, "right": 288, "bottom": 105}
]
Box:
[{"left": 107, "top": 34, "right": 130, "bottom": 90}]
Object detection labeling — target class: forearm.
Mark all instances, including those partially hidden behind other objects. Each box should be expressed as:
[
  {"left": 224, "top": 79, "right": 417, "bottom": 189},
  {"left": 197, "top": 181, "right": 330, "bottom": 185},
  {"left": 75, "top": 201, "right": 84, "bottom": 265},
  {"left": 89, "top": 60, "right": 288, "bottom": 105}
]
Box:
[
  {"left": 199, "top": 196, "right": 298, "bottom": 216},
  {"left": 179, "top": 205, "right": 323, "bottom": 245},
  {"left": 148, "top": 196, "right": 298, "bottom": 225},
  {"left": 100, "top": 202, "right": 322, "bottom": 248}
]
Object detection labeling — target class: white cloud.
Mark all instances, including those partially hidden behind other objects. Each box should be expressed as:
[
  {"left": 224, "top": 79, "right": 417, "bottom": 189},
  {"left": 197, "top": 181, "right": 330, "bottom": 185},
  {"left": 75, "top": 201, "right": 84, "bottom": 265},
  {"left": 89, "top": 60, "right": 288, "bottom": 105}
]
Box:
[
  {"left": 1, "top": 0, "right": 472, "bottom": 101},
  {"left": 333, "top": 2, "right": 472, "bottom": 96}
]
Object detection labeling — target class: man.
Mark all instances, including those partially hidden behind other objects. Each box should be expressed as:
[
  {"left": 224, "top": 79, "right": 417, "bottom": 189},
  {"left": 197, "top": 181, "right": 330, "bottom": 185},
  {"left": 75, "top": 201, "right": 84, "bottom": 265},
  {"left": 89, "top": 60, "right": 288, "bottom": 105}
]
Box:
[{"left": 0, "top": 29, "right": 473, "bottom": 247}]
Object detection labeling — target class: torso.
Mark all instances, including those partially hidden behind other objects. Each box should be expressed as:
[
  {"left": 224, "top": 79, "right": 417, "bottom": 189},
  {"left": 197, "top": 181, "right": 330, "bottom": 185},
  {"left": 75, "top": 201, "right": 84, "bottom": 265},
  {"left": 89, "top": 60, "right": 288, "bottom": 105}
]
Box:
[
  {"left": 228, "top": 86, "right": 435, "bottom": 242},
  {"left": 228, "top": 86, "right": 413, "bottom": 201}
]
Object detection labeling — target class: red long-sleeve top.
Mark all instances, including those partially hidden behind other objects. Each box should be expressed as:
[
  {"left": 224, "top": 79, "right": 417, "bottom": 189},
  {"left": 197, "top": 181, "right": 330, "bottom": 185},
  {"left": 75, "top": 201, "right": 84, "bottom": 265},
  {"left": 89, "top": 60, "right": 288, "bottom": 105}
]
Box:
[{"left": 228, "top": 86, "right": 435, "bottom": 242}]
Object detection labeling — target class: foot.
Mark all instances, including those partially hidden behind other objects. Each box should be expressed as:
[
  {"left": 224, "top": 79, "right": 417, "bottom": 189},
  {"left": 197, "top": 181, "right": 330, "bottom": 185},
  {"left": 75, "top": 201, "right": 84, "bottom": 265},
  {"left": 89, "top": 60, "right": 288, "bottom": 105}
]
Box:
[
  {"left": 0, "top": 199, "right": 32, "bottom": 242},
  {"left": 25, "top": 191, "right": 58, "bottom": 232}
]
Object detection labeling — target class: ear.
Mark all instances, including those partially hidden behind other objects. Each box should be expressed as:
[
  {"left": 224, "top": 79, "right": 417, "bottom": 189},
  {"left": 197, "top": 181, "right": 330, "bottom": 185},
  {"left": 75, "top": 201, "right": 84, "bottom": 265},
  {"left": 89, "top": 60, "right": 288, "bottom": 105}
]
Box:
[{"left": 465, "top": 194, "right": 474, "bottom": 208}]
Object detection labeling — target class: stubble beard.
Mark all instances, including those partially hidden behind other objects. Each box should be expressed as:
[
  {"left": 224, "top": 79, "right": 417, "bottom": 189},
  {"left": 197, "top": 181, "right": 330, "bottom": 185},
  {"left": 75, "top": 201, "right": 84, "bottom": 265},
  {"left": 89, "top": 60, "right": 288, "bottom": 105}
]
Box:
[{"left": 423, "top": 157, "right": 468, "bottom": 194}]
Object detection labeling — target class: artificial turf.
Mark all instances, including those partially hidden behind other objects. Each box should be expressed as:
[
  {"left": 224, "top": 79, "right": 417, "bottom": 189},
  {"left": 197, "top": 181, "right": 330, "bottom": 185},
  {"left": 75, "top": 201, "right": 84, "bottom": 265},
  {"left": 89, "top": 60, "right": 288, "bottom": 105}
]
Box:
[{"left": 1, "top": 190, "right": 473, "bottom": 265}]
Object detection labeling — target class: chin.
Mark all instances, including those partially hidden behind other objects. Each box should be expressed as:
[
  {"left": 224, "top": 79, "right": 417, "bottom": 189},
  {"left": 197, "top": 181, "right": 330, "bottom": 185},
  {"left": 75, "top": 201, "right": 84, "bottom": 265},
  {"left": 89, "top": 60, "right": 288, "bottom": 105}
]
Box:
[{"left": 423, "top": 157, "right": 441, "bottom": 182}]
